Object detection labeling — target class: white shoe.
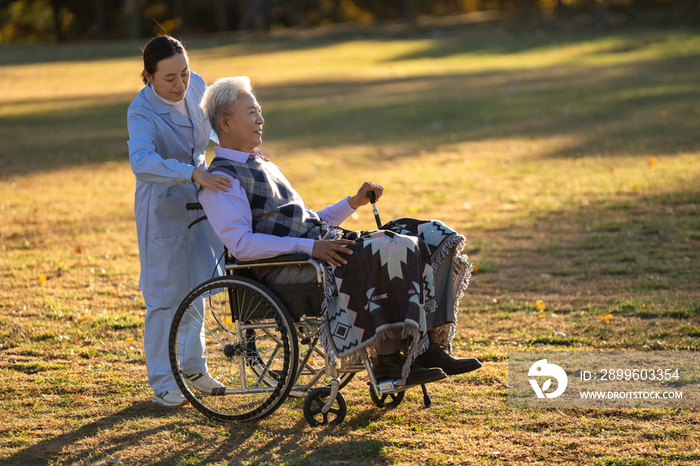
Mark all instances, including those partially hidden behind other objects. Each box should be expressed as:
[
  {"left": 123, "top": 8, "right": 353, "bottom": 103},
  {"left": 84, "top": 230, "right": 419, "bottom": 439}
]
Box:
[
  {"left": 152, "top": 388, "right": 187, "bottom": 407},
  {"left": 183, "top": 372, "right": 225, "bottom": 393}
]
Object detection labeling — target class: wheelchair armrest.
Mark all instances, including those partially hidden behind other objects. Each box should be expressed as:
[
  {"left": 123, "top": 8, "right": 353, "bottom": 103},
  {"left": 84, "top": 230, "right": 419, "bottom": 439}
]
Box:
[
  {"left": 235, "top": 253, "right": 310, "bottom": 266},
  {"left": 186, "top": 202, "right": 203, "bottom": 211}
]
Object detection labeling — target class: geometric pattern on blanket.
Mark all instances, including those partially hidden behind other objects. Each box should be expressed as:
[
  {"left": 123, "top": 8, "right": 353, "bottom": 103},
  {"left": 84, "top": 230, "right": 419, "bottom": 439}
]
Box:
[
  {"left": 322, "top": 229, "right": 431, "bottom": 381},
  {"left": 319, "top": 218, "right": 471, "bottom": 381},
  {"left": 381, "top": 218, "right": 472, "bottom": 354}
]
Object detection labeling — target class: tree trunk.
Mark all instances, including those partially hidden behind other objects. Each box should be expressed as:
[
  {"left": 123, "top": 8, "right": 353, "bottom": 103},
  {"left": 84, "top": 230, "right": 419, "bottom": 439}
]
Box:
[
  {"left": 403, "top": 0, "right": 413, "bottom": 22},
  {"left": 49, "top": 0, "right": 64, "bottom": 42},
  {"left": 373, "top": 0, "right": 383, "bottom": 21},
  {"left": 317, "top": 0, "right": 329, "bottom": 23},
  {"left": 174, "top": 0, "right": 187, "bottom": 35},
  {"left": 93, "top": 0, "right": 105, "bottom": 40},
  {"left": 125, "top": 0, "right": 140, "bottom": 40},
  {"left": 238, "top": 0, "right": 272, "bottom": 30},
  {"left": 213, "top": 0, "right": 228, "bottom": 31},
  {"left": 238, "top": 0, "right": 262, "bottom": 29}
]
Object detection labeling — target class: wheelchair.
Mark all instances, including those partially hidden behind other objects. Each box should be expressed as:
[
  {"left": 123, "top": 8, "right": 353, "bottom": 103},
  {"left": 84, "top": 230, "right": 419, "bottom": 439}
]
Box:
[{"left": 168, "top": 203, "right": 432, "bottom": 426}]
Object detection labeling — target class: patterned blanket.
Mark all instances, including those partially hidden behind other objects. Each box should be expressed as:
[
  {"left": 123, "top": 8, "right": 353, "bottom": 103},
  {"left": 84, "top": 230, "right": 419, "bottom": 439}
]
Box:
[{"left": 319, "top": 218, "right": 471, "bottom": 381}]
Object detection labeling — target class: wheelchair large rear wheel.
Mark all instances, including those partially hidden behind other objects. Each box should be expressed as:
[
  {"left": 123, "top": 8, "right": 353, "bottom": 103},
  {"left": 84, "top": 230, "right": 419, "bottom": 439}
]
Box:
[{"left": 169, "top": 276, "right": 298, "bottom": 422}]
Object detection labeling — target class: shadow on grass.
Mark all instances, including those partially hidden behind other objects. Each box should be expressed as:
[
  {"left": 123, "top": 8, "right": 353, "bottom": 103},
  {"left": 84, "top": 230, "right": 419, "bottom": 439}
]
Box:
[
  {"left": 469, "top": 182, "right": 700, "bottom": 302},
  {"left": 2, "top": 402, "right": 185, "bottom": 466},
  {"left": 256, "top": 53, "right": 700, "bottom": 157},
  {"left": 3, "top": 47, "right": 700, "bottom": 179},
  {"left": 3, "top": 394, "right": 396, "bottom": 466},
  {"left": 191, "top": 407, "right": 393, "bottom": 466},
  {"left": 386, "top": 29, "right": 688, "bottom": 62}
]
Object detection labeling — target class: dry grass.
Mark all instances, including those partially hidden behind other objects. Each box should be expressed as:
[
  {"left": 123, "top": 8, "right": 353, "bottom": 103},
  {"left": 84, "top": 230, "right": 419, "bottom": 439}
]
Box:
[{"left": 1, "top": 19, "right": 700, "bottom": 465}]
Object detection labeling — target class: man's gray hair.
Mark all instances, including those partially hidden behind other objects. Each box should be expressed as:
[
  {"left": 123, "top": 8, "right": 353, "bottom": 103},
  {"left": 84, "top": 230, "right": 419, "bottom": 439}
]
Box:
[{"left": 200, "top": 76, "right": 253, "bottom": 135}]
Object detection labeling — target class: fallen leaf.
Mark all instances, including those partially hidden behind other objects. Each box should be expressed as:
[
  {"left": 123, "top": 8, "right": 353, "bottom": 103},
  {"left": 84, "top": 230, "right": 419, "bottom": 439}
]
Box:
[
  {"left": 75, "top": 393, "right": 82, "bottom": 401},
  {"left": 75, "top": 247, "right": 82, "bottom": 254},
  {"left": 39, "top": 274, "right": 47, "bottom": 285},
  {"left": 538, "top": 314, "right": 545, "bottom": 319},
  {"left": 601, "top": 314, "right": 613, "bottom": 323},
  {"left": 649, "top": 157, "right": 657, "bottom": 166},
  {"left": 472, "top": 265, "right": 480, "bottom": 273},
  {"left": 536, "top": 300, "right": 546, "bottom": 311}
]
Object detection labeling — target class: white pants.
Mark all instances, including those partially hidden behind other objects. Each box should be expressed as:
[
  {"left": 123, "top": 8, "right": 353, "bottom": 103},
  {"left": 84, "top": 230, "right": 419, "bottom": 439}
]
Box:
[{"left": 144, "top": 297, "right": 207, "bottom": 395}]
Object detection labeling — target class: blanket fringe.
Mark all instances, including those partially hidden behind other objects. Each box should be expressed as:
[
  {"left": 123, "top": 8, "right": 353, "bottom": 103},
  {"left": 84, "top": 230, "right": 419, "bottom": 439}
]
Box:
[
  {"left": 443, "top": 251, "right": 472, "bottom": 355},
  {"left": 403, "top": 332, "right": 429, "bottom": 382},
  {"left": 430, "top": 233, "right": 472, "bottom": 355},
  {"left": 432, "top": 232, "right": 466, "bottom": 270},
  {"left": 319, "top": 262, "right": 340, "bottom": 367},
  {"left": 318, "top": 224, "right": 344, "bottom": 368}
]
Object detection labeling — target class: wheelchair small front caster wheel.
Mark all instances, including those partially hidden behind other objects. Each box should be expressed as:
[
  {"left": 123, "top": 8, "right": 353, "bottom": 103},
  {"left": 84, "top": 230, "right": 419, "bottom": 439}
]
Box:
[
  {"left": 303, "top": 387, "right": 346, "bottom": 427},
  {"left": 369, "top": 387, "right": 404, "bottom": 408}
]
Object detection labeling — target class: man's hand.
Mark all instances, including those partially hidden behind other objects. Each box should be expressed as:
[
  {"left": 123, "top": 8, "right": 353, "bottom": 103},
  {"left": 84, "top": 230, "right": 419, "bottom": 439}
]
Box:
[
  {"left": 348, "top": 182, "right": 384, "bottom": 209},
  {"left": 312, "top": 239, "right": 354, "bottom": 267},
  {"left": 192, "top": 168, "right": 232, "bottom": 193}
]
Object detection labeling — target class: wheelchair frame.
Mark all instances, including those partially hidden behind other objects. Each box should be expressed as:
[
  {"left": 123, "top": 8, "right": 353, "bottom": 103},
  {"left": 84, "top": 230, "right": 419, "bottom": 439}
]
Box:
[{"left": 167, "top": 203, "right": 430, "bottom": 426}]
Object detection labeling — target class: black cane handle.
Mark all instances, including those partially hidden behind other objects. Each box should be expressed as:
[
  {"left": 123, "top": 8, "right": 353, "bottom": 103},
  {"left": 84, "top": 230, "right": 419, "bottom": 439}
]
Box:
[{"left": 366, "top": 191, "right": 382, "bottom": 228}]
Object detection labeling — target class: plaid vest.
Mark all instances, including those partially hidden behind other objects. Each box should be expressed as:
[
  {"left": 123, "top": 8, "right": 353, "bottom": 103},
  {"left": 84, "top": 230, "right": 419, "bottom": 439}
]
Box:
[{"left": 208, "top": 155, "right": 323, "bottom": 239}]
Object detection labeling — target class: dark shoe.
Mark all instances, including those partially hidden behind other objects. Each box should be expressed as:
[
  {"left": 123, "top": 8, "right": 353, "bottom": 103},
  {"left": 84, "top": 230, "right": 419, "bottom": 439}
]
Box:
[
  {"left": 414, "top": 341, "right": 482, "bottom": 376},
  {"left": 372, "top": 353, "right": 446, "bottom": 386}
]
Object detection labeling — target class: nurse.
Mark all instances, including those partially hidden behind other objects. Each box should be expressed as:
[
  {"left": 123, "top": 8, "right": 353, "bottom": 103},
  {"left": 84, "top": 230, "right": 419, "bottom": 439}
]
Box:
[{"left": 127, "top": 35, "right": 231, "bottom": 407}]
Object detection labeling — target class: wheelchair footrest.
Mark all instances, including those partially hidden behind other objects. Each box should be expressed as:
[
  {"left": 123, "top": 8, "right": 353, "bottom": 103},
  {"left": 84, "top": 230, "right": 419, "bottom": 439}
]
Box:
[{"left": 375, "top": 380, "right": 403, "bottom": 392}]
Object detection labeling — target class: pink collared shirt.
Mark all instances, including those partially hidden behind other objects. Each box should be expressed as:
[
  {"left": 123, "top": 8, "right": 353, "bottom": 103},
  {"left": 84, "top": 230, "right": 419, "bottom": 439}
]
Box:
[{"left": 199, "top": 146, "right": 357, "bottom": 261}]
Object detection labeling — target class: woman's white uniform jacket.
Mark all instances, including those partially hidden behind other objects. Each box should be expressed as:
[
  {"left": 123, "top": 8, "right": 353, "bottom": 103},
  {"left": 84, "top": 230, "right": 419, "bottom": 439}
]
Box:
[{"left": 127, "top": 72, "right": 223, "bottom": 310}]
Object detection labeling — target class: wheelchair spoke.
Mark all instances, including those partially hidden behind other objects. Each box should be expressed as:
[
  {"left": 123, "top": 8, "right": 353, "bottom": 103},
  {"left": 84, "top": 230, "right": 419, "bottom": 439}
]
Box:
[
  {"left": 253, "top": 344, "right": 281, "bottom": 388},
  {"left": 169, "top": 276, "right": 298, "bottom": 422}
]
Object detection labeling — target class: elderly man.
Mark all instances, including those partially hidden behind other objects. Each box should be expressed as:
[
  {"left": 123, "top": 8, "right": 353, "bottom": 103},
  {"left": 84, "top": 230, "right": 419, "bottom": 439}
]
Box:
[{"left": 198, "top": 76, "right": 481, "bottom": 385}]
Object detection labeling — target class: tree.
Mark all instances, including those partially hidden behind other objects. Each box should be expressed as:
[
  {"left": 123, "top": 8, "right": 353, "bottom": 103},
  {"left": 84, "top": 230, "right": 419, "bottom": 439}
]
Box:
[
  {"left": 125, "top": 0, "right": 139, "bottom": 39},
  {"left": 93, "top": 0, "right": 105, "bottom": 40},
  {"left": 213, "top": 0, "right": 227, "bottom": 31}
]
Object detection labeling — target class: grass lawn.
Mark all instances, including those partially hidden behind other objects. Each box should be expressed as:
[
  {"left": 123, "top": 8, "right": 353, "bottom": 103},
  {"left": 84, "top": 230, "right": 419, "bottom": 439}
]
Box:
[{"left": 1, "top": 16, "right": 699, "bottom": 465}]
